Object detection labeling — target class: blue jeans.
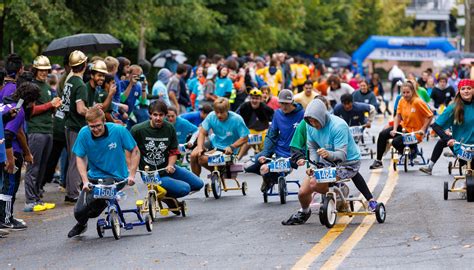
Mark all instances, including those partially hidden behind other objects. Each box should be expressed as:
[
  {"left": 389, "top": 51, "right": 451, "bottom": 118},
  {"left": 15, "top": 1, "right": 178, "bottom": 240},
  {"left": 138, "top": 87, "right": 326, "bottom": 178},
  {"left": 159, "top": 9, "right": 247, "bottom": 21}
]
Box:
[{"left": 160, "top": 166, "right": 204, "bottom": 198}]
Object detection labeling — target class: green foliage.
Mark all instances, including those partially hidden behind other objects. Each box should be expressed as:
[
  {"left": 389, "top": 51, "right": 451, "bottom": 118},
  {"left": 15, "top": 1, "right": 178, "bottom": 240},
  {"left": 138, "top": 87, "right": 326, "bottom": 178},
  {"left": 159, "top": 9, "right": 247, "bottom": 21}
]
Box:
[{"left": 0, "top": 0, "right": 433, "bottom": 63}]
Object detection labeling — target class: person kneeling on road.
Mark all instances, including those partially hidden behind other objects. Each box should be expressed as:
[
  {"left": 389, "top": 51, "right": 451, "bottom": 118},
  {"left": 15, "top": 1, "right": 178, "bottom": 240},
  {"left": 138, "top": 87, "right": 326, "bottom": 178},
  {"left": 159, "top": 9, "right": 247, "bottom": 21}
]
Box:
[
  {"left": 282, "top": 99, "right": 377, "bottom": 225},
  {"left": 67, "top": 107, "right": 140, "bottom": 238},
  {"left": 131, "top": 101, "right": 204, "bottom": 202},
  {"left": 190, "top": 97, "right": 249, "bottom": 176}
]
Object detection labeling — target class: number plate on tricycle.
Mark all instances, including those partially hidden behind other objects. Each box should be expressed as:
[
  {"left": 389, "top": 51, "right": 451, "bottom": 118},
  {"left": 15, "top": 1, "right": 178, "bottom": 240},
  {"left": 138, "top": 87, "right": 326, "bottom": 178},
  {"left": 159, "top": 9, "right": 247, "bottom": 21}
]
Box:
[
  {"left": 313, "top": 167, "right": 337, "bottom": 183},
  {"left": 349, "top": 126, "right": 363, "bottom": 137},
  {"left": 93, "top": 185, "right": 117, "bottom": 199},
  {"left": 458, "top": 147, "right": 473, "bottom": 161},
  {"left": 248, "top": 134, "right": 263, "bottom": 145},
  {"left": 208, "top": 154, "right": 226, "bottom": 166},
  {"left": 402, "top": 133, "right": 418, "bottom": 145},
  {"left": 141, "top": 172, "right": 161, "bottom": 184},
  {"left": 268, "top": 159, "right": 291, "bottom": 173}
]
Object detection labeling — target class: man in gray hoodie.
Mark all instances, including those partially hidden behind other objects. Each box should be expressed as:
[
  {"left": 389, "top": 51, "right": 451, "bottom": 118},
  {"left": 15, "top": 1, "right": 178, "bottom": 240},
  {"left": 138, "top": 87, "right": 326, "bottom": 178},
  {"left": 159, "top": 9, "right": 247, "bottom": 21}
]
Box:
[
  {"left": 151, "top": 68, "right": 172, "bottom": 106},
  {"left": 282, "top": 99, "right": 378, "bottom": 225}
]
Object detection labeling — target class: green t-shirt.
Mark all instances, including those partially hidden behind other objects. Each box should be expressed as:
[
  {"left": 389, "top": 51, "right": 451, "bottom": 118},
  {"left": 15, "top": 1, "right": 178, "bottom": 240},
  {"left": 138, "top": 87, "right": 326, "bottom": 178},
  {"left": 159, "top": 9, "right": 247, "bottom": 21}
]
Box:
[
  {"left": 28, "top": 79, "right": 53, "bottom": 134},
  {"left": 417, "top": 87, "right": 431, "bottom": 103},
  {"left": 94, "top": 88, "right": 112, "bottom": 112},
  {"left": 290, "top": 120, "right": 307, "bottom": 151},
  {"left": 86, "top": 81, "right": 97, "bottom": 108},
  {"left": 130, "top": 120, "right": 178, "bottom": 170},
  {"left": 64, "top": 76, "right": 88, "bottom": 132}
]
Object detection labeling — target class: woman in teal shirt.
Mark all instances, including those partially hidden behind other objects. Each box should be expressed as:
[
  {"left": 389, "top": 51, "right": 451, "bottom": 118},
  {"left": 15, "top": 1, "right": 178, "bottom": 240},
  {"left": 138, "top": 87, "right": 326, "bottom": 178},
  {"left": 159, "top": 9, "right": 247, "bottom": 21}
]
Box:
[{"left": 214, "top": 66, "right": 233, "bottom": 98}]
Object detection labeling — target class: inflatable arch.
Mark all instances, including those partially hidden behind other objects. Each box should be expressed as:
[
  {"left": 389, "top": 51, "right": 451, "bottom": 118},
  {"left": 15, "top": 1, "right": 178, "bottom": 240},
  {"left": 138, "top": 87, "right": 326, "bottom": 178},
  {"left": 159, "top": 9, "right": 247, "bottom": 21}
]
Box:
[{"left": 352, "top": 35, "right": 456, "bottom": 75}]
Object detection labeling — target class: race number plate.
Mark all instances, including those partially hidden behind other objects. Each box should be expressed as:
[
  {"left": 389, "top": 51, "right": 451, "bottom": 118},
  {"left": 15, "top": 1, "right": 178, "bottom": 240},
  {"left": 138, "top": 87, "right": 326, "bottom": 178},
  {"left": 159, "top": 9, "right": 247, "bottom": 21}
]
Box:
[
  {"left": 248, "top": 134, "right": 263, "bottom": 145},
  {"left": 458, "top": 147, "right": 473, "bottom": 162},
  {"left": 313, "top": 167, "right": 337, "bottom": 183},
  {"left": 141, "top": 172, "right": 161, "bottom": 184},
  {"left": 268, "top": 159, "right": 291, "bottom": 173},
  {"left": 350, "top": 126, "right": 363, "bottom": 137},
  {"left": 93, "top": 186, "right": 117, "bottom": 199},
  {"left": 208, "top": 154, "right": 226, "bottom": 166},
  {"left": 402, "top": 133, "right": 418, "bottom": 145}
]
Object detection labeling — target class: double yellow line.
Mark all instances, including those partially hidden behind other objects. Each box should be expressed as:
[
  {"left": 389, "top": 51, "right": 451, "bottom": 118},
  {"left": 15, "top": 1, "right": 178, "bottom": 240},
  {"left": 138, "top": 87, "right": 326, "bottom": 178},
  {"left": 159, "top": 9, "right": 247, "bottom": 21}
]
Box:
[{"left": 292, "top": 168, "right": 399, "bottom": 269}]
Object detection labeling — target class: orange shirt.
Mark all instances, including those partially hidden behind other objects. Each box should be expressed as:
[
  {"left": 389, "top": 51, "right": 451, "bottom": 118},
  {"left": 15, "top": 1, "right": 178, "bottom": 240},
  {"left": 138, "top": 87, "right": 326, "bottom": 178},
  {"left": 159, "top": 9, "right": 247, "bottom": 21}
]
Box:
[
  {"left": 396, "top": 97, "right": 433, "bottom": 140},
  {"left": 316, "top": 81, "right": 328, "bottom": 96}
]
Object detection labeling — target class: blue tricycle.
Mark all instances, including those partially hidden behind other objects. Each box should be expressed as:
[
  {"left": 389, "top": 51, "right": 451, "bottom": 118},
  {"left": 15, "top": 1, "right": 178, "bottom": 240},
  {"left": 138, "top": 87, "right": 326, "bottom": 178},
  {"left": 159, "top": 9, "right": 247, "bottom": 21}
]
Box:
[
  {"left": 91, "top": 179, "right": 153, "bottom": 240},
  {"left": 262, "top": 157, "right": 300, "bottom": 204}
]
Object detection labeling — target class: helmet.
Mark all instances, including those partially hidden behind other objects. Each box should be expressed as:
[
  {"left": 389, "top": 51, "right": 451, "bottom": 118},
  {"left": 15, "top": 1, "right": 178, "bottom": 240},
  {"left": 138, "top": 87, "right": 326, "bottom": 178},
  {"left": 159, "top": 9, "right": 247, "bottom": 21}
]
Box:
[
  {"left": 69, "top": 50, "right": 87, "bottom": 67},
  {"left": 249, "top": 88, "right": 262, "bottom": 96},
  {"left": 32, "top": 55, "right": 52, "bottom": 70},
  {"left": 91, "top": 60, "right": 108, "bottom": 74}
]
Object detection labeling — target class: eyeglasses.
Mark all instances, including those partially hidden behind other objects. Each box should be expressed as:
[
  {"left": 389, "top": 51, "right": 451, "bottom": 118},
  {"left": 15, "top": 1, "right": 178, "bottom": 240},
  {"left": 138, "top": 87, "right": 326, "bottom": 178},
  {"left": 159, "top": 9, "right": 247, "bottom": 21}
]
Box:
[{"left": 88, "top": 123, "right": 104, "bottom": 130}]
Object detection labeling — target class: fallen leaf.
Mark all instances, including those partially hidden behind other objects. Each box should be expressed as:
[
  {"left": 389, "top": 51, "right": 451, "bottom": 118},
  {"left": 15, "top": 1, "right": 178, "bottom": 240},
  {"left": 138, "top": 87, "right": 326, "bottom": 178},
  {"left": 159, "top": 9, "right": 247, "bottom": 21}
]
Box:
[
  {"left": 413, "top": 236, "right": 421, "bottom": 241},
  {"left": 463, "top": 244, "right": 472, "bottom": 248}
]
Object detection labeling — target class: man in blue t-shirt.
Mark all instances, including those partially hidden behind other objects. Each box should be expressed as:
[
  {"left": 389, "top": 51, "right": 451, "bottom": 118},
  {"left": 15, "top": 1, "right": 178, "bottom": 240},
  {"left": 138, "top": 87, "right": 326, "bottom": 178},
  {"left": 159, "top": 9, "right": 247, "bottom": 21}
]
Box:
[
  {"left": 180, "top": 104, "right": 213, "bottom": 127},
  {"left": 119, "top": 65, "right": 149, "bottom": 128},
  {"left": 190, "top": 98, "right": 249, "bottom": 176},
  {"left": 67, "top": 107, "right": 140, "bottom": 238},
  {"left": 333, "top": 93, "right": 375, "bottom": 127},
  {"left": 244, "top": 89, "right": 304, "bottom": 193}
]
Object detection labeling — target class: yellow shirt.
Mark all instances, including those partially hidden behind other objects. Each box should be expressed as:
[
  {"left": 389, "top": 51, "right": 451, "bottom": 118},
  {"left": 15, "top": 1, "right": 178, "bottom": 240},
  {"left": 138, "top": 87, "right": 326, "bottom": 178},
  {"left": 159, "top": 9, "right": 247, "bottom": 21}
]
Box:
[
  {"left": 294, "top": 91, "right": 317, "bottom": 109},
  {"left": 256, "top": 67, "right": 283, "bottom": 97},
  {"left": 291, "top": 63, "right": 310, "bottom": 87}
]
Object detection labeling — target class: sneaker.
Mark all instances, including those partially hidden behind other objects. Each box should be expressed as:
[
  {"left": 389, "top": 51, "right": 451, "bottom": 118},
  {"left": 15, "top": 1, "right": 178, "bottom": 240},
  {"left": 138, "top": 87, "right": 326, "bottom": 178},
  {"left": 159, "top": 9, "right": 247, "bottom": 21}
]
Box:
[
  {"left": 67, "top": 223, "right": 87, "bottom": 238},
  {"left": 8, "top": 218, "right": 27, "bottom": 231},
  {"left": 0, "top": 221, "right": 13, "bottom": 230},
  {"left": 23, "top": 202, "right": 46, "bottom": 212},
  {"left": 10, "top": 217, "right": 26, "bottom": 226},
  {"left": 0, "top": 228, "right": 8, "bottom": 237},
  {"left": 369, "top": 160, "right": 383, "bottom": 170},
  {"left": 65, "top": 196, "right": 78, "bottom": 204},
  {"left": 161, "top": 198, "right": 180, "bottom": 215},
  {"left": 368, "top": 200, "right": 378, "bottom": 212},
  {"left": 419, "top": 166, "right": 432, "bottom": 175},
  {"left": 260, "top": 176, "right": 274, "bottom": 193},
  {"left": 282, "top": 210, "right": 312, "bottom": 225},
  {"left": 40, "top": 202, "right": 56, "bottom": 210}
]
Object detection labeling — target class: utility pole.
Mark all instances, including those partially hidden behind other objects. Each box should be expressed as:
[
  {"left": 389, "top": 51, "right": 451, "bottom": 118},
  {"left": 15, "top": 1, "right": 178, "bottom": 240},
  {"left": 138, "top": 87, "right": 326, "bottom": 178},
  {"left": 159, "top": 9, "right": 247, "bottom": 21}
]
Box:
[{"left": 465, "top": 0, "right": 474, "bottom": 51}]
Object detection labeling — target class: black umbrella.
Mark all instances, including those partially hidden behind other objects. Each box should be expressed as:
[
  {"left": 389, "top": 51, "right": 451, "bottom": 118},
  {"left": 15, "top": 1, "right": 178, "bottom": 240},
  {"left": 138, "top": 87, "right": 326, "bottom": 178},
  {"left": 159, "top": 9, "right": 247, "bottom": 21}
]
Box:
[
  {"left": 43, "top": 33, "right": 122, "bottom": 56},
  {"left": 150, "top": 49, "right": 187, "bottom": 67},
  {"left": 331, "top": 50, "right": 351, "bottom": 60}
]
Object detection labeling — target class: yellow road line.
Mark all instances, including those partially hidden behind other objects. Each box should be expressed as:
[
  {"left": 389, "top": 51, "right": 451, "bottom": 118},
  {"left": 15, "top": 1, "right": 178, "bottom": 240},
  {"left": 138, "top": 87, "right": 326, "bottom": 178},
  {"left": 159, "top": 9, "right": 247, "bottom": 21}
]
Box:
[
  {"left": 320, "top": 169, "right": 399, "bottom": 270},
  {"left": 291, "top": 170, "right": 382, "bottom": 270}
]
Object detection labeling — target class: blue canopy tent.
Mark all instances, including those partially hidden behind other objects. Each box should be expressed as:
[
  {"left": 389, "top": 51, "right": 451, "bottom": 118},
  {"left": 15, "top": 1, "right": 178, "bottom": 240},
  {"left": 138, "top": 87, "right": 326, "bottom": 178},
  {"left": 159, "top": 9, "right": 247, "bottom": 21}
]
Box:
[{"left": 352, "top": 36, "right": 456, "bottom": 75}]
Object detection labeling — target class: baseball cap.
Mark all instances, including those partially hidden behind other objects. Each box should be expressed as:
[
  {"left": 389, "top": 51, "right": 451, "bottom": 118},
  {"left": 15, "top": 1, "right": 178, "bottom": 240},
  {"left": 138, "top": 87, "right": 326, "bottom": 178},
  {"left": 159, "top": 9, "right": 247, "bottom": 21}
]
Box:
[
  {"left": 249, "top": 88, "right": 262, "bottom": 96},
  {"left": 206, "top": 66, "right": 218, "bottom": 79},
  {"left": 278, "top": 89, "right": 294, "bottom": 104}
]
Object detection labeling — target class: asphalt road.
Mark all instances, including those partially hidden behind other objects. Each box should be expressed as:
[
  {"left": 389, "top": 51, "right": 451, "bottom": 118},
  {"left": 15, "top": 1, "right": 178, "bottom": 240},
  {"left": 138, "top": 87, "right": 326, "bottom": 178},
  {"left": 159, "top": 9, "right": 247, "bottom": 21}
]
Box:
[{"left": 2, "top": 116, "right": 474, "bottom": 270}]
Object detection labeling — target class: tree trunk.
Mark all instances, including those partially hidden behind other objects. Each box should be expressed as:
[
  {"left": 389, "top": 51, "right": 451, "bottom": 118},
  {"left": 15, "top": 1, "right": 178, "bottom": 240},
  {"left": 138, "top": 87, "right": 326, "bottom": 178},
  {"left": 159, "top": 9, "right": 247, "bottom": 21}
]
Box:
[
  {"left": 465, "top": 0, "right": 474, "bottom": 52},
  {"left": 0, "top": 3, "right": 7, "bottom": 59},
  {"left": 137, "top": 22, "right": 146, "bottom": 62}
]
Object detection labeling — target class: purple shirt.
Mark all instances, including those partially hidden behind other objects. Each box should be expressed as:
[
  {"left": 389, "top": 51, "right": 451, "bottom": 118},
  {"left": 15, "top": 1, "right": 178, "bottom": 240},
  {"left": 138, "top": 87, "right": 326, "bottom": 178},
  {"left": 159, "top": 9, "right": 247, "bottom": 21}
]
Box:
[
  {"left": 4, "top": 103, "right": 24, "bottom": 153},
  {"left": 0, "top": 82, "right": 16, "bottom": 101}
]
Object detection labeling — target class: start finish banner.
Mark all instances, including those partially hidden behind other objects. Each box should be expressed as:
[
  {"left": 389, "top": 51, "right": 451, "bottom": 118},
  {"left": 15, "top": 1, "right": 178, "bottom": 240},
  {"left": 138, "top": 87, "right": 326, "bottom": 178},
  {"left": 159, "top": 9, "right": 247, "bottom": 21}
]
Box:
[{"left": 367, "top": 48, "right": 447, "bottom": 61}]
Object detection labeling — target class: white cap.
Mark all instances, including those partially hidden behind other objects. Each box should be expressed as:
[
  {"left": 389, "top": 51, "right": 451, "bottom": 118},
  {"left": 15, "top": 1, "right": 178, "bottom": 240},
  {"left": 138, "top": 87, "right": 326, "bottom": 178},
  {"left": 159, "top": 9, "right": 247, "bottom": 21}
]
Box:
[{"left": 206, "top": 66, "right": 218, "bottom": 79}]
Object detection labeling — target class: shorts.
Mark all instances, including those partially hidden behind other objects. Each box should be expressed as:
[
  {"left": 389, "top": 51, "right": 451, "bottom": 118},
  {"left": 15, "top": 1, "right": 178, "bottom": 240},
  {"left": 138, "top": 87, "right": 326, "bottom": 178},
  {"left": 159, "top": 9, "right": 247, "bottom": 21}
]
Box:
[{"left": 336, "top": 160, "right": 361, "bottom": 179}]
